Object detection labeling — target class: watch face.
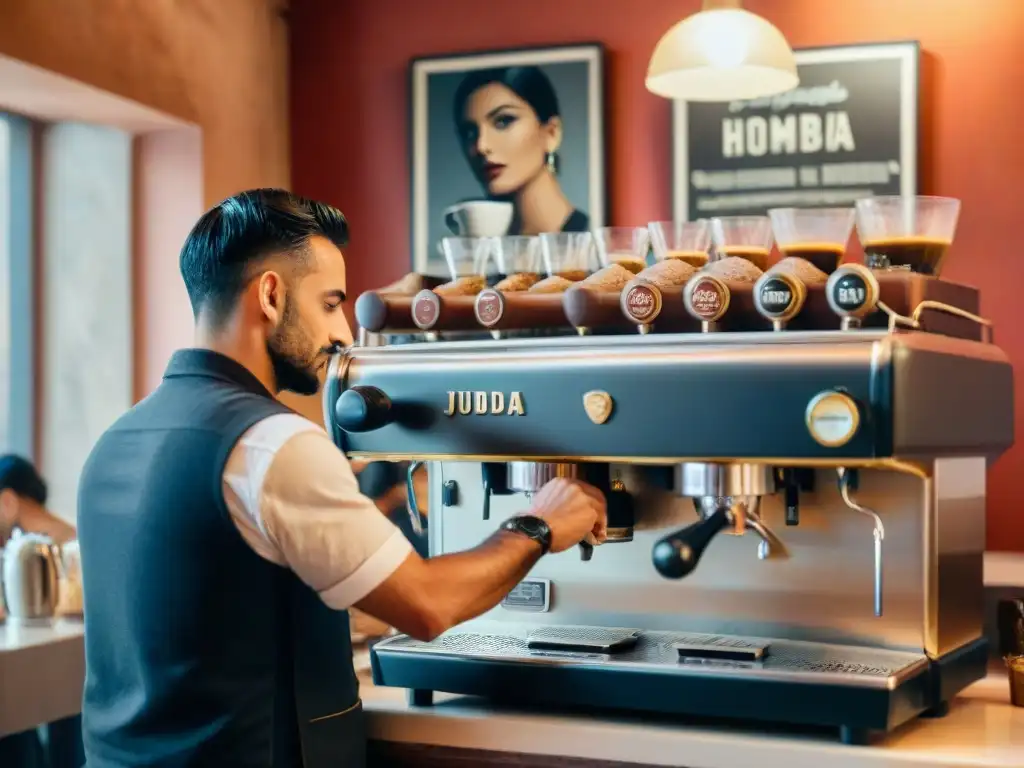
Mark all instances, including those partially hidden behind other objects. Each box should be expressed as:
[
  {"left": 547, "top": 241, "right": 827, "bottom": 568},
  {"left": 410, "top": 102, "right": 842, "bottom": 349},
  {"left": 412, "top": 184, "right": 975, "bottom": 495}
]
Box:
[
  {"left": 504, "top": 516, "right": 551, "bottom": 553},
  {"left": 516, "top": 517, "right": 546, "bottom": 537}
]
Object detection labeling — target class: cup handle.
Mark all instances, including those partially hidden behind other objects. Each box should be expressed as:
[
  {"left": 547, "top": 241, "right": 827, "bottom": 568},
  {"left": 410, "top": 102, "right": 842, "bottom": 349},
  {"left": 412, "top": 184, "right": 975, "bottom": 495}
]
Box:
[{"left": 443, "top": 208, "right": 462, "bottom": 235}]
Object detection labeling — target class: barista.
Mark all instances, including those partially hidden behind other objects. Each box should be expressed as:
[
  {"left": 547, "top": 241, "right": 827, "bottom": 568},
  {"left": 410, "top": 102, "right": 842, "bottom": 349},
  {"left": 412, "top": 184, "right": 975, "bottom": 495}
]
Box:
[{"left": 74, "top": 189, "right": 607, "bottom": 768}]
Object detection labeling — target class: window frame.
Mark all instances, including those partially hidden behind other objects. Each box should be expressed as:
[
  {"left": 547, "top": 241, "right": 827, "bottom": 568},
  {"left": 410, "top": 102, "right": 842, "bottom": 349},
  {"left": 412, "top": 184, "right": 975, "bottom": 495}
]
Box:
[{"left": 1, "top": 112, "right": 35, "bottom": 459}]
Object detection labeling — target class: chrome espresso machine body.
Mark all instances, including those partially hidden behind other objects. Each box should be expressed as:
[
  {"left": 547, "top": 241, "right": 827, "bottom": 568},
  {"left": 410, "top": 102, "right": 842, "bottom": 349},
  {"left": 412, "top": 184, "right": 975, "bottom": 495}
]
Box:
[{"left": 325, "top": 263, "right": 1013, "bottom": 745}]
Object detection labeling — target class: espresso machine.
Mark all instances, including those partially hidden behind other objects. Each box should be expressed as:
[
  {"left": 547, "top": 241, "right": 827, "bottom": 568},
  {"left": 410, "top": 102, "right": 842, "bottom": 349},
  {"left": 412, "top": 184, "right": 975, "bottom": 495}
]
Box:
[{"left": 326, "top": 258, "right": 1013, "bottom": 745}]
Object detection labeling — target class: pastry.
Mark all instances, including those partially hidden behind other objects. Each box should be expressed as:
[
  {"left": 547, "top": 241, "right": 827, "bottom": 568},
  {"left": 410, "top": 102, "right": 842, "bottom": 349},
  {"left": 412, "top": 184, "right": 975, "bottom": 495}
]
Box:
[
  {"left": 433, "top": 275, "right": 487, "bottom": 296},
  {"left": 579, "top": 264, "right": 634, "bottom": 292},
  {"left": 635, "top": 259, "right": 698, "bottom": 290},
  {"left": 704, "top": 256, "right": 764, "bottom": 283},
  {"left": 529, "top": 276, "right": 575, "bottom": 294}
]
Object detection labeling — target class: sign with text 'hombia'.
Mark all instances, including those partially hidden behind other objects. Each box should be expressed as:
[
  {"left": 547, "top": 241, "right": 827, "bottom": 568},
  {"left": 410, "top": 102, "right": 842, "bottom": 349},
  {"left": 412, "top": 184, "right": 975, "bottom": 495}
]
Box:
[{"left": 672, "top": 41, "right": 920, "bottom": 221}]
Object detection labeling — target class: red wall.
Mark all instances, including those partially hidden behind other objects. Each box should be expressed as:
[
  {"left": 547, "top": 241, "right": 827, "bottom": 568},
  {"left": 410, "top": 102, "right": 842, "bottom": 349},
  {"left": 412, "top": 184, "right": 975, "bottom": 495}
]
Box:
[{"left": 290, "top": 0, "right": 1024, "bottom": 551}]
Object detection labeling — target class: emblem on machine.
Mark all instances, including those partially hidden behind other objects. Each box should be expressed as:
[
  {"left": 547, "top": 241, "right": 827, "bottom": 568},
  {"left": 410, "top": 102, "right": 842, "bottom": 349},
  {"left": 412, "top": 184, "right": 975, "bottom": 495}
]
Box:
[
  {"left": 582, "top": 390, "right": 614, "bottom": 425},
  {"left": 444, "top": 391, "right": 525, "bottom": 416}
]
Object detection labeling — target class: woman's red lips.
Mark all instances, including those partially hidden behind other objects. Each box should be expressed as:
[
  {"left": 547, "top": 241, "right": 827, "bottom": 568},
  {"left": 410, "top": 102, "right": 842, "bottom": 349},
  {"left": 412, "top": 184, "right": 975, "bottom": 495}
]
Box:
[{"left": 482, "top": 163, "right": 505, "bottom": 181}]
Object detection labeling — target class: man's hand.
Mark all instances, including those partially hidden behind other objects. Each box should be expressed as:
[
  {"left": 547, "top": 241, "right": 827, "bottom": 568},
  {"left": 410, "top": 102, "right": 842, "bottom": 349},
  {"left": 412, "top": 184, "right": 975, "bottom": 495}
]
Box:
[
  {"left": 526, "top": 478, "right": 607, "bottom": 553},
  {"left": 355, "top": 477, "right": 607, "bottom": 642}
]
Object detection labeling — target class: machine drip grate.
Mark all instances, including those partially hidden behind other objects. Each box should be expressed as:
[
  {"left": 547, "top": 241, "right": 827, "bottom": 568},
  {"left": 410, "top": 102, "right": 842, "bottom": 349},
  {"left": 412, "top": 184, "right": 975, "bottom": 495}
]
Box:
[
  {"left": 527, "top": 625, "right": 641, "bottom": 652},
  {"left": 433, "top": 634, "right": 529, "bottom": 655},
  {"left": 376, "top": 625, "right": 926, "bottom": 687}
]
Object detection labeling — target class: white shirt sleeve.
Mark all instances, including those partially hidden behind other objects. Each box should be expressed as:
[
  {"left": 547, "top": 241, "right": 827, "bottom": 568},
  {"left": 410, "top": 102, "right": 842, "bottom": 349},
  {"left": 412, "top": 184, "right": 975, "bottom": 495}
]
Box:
[{"left": 223, "top": 413, "right": 413, "bottom": 610}]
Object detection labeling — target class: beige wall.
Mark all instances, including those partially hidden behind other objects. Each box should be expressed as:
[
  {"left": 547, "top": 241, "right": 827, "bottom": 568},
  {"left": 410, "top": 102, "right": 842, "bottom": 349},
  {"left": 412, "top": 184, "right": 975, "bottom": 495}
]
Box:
[
  {"left": 0, "top": 0, "right": 322, "bottom": 421},
  {"left": 0, "top": 0, "right": 291, "bottom": 205}
]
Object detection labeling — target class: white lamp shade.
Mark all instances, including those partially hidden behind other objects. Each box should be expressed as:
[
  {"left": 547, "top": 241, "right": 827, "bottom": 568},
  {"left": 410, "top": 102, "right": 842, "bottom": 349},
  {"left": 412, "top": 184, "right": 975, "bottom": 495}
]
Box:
[{"left": 646, "top": 9, "right": 798, "bottom": 102}]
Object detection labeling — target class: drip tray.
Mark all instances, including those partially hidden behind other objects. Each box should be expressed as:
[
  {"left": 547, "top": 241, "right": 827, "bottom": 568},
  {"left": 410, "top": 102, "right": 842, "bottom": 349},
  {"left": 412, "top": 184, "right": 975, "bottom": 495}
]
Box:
[
  {"left": 373, "top": 624, "right": 928, "bottom": 689},
  {"left": 675, "top": 635, "right": 770, "bottom": 662},
  {"left": 527, "top": 625, "right": 641, "bottom": 653}
]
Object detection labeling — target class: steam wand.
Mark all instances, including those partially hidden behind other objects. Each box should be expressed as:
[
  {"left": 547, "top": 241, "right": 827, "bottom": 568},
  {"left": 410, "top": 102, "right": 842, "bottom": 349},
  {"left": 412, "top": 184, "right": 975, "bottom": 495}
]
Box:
[
  {"left": 837, "top": 468, "right": 884, "bottom": 617},
  {"left": 405, "top": 461, "right": 426, "bottom": 536}
]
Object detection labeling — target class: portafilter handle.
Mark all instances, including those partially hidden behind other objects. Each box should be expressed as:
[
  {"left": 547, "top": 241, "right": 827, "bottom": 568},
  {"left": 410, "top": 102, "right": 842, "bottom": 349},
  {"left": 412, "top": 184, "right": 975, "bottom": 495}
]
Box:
[
  {"left": 579, "top": 539, "right": 594, "bottom": 561},
  {"left": 652, "top": 507, "right": 730, "bottom": 579}
]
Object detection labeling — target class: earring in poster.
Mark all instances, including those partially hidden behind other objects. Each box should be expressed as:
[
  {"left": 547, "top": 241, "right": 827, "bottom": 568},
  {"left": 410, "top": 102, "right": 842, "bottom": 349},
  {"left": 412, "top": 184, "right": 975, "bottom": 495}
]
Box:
[{"left": 546, "top": 151, "right": 557, "bottom": 174}]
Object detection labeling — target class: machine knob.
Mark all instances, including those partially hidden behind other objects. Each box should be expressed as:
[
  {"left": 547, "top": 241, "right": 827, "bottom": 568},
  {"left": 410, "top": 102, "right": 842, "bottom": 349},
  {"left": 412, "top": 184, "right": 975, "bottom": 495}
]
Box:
[
  {"left": 652, "top": 508, "right": 730, "bottom": 579},
  {"left": 753, "top": 271, "right": 806, "bottom": 327},
  {"left": 334, "top": 386, "right": 393, "bottom": 433},
  {"left": 825, "top": 264, "right": 880, "bottom": 321},
  {"left": 805, "top": 390, "right": 860, "bottom": 448}
]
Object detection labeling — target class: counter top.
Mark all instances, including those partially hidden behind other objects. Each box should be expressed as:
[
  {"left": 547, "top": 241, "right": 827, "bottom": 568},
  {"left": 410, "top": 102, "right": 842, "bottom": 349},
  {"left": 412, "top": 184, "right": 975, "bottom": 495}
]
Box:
[
  {"left": 358, "top": 662, "right": 1024, "bottom": 768},
  {"left": 5, "top": 562, "right": 1024, "bottom": 766},
  {"left": 0, "top": 617, "right": 85, "bottom": 737},
  {"left": 0, "top": 616, "right": 84, "bottom": 653}
]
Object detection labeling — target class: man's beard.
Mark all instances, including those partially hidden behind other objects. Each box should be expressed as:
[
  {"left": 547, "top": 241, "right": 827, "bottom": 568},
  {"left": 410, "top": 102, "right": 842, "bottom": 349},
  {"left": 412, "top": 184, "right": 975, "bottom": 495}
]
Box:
[{"left": 266, "top": 302, "right": 328, "bottom": 396}]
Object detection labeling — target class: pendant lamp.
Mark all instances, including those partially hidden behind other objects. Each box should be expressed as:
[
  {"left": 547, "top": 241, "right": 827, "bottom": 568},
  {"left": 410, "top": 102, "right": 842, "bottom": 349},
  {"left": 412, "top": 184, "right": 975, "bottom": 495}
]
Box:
[{"left": 646, "top": 0, "right": 799, "bottom": 102}]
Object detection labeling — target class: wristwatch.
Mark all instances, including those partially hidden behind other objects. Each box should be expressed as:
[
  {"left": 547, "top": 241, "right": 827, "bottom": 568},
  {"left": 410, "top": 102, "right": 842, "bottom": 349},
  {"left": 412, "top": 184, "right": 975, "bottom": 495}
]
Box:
[{"left": 500, "top": 515, "right": 552, "bottom": 555}]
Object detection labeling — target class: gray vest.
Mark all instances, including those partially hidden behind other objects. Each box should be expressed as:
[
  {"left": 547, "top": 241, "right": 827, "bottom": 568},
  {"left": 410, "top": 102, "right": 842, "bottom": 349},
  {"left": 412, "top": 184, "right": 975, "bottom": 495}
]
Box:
[{"left": 77, "top": 349, "right": 364, "bottom": 767}]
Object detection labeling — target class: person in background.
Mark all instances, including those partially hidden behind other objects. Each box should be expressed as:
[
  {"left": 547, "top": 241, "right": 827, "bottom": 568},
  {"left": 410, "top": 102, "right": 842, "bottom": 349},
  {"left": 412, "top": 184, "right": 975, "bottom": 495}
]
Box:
[
  {"left": 0, "top": 454, "right": 84, "bottom": 768},
  {"left": 74, "top": 189, "right": 606, "bottom": 768},
  {"left": 453, "top": 66, "right": 589, "bottom": 235},
  {"left": 0, "top": 454, "right": 77, "bottom": 546}
]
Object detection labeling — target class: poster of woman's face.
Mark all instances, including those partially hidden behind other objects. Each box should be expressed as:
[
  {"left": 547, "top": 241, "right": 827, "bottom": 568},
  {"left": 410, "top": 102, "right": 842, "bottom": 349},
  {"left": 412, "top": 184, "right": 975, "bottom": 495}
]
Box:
[{"left": 410, "top": 44, "right": 606, "bottom": 275}]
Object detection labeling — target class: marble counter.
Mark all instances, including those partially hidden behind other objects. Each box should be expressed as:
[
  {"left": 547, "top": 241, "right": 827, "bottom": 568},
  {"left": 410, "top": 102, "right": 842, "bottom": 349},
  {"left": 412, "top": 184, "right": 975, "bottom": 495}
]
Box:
[{"left": 358, "top": 664, "right": 1024, "bottom": 768}]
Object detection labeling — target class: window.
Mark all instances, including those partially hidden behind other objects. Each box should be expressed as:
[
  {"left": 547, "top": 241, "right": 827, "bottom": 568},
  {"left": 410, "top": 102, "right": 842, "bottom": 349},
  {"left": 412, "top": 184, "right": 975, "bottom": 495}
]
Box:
[
  {"left": 0, "top": 112, "right": 33, "bottom": 457},
  {"left": 39, "top": 122, "right": 133, "bottom": 517}
]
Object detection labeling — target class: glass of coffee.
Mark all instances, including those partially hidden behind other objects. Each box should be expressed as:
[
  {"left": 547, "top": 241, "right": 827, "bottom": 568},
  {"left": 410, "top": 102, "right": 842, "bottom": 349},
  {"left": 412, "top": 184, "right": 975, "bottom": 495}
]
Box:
[
  {"left": 539, "top": 232, "right": 597, "bottom": 282},
  {"left": 768, "top": 207, "right": 855, "bottom": 274},
  {"left": 709, "top": 216, "right": 773, "bottom": 270},
  {"left": 998, "top": 597, "right": 1024, "bottom": 707},
  {"left": 594, "top": 227, "right": 650, "bottom": 275},
  {"left": 492, "top": 236, "right": 544, "bottom": 291},
  {"left": 854, "top": 195, "right": 960, "bottom": 275},
  {"left": 494, "top": 236, "right": 542, "bottom": 275},
  {"left": 441, "top": 236, "right": 495, "bottom": 280},
  {"left": 648, "top": 220, "right": 711, "bottom": 268}
]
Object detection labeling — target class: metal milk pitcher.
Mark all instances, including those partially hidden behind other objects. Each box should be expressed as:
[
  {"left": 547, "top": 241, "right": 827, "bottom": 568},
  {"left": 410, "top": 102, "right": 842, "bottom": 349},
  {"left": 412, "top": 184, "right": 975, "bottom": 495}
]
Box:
[{"left": 2, "top": 530, "right": 61, "bottom": 623}]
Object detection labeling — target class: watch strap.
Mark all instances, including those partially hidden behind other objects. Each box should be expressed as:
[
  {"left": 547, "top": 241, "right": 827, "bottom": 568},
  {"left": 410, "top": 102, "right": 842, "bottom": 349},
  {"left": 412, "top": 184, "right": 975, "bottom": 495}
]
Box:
[{"left": 500, "top": 515, "right": 552, "bottom": 555}]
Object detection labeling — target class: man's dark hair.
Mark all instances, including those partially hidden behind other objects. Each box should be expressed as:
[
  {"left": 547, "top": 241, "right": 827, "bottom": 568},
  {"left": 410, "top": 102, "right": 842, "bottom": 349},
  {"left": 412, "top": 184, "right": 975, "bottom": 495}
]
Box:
[
  {"left": 0, "top": 454, "right": 47, "bottom": 505},
  {"left": 179, "top": 188, "right": 349, "bottom": 327}
]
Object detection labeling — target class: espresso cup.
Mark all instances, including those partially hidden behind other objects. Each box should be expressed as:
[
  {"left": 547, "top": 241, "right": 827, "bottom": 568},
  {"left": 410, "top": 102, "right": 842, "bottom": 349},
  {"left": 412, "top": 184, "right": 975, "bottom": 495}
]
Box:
[
  {"left": 854, "top": 195, "right": 960, "bottom": 276},
  {"left": 443, "top": 200, "right": 514, "bottom": 237}
]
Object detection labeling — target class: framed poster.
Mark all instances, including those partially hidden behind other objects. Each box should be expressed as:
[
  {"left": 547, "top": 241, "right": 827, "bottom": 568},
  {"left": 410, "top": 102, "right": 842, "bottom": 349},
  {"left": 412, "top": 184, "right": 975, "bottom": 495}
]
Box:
[
  {"left": 410, "top": 43, "right": 606, "bottom": 275},
  {"left": 672, "top": 41, "right": 920, "bottom": 221}
]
